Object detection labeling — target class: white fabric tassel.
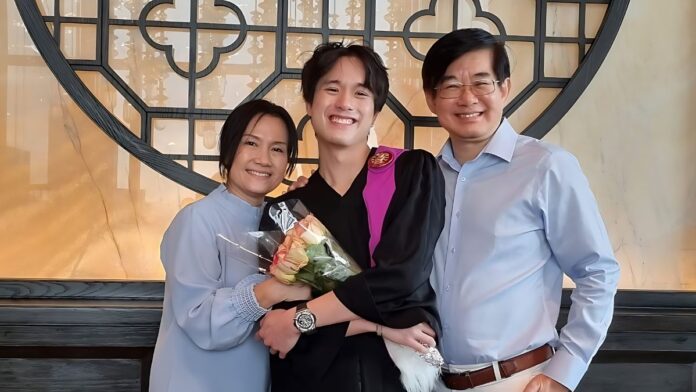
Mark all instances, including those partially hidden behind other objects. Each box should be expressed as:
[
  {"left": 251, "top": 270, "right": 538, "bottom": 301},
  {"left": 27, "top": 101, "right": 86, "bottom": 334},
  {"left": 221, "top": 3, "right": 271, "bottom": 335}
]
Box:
[{"left": 384, "top": 339, "right": 442, "bottom": 392}]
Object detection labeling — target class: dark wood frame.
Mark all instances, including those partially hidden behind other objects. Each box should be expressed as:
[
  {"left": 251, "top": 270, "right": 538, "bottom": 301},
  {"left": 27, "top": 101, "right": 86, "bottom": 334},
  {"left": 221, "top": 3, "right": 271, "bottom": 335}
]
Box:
[
  {"left": 0, "top": 281, "right": 162, "bottom": 391},
  {"left": 15, "top": 0, "right": 631, "bottom": 194},
  {"left": 1, "top": 282, "right": 695, "bottom": 391}
]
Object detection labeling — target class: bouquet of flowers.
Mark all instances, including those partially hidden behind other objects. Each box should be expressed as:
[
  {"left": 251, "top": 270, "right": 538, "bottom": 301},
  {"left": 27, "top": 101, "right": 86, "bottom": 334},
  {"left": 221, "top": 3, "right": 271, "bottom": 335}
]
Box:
[
  {"left": 220, "top": 199, "right": 443, "bottom": 392},
  {"left": 252, "top": 199, "right": 362, "bottom": 293}
]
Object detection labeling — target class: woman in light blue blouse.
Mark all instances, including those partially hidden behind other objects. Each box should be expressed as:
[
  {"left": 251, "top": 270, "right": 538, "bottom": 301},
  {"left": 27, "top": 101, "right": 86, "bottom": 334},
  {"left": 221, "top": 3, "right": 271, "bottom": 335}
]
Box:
[{"left": 150, "top": 100, "right": 310, "bottom": 392}]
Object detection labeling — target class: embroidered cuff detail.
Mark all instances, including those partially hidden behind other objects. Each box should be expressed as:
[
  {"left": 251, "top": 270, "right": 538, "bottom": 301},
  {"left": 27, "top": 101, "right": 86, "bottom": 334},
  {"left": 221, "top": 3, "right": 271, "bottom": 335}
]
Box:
[{"left": 231, "top": 273, "right": 269, "bottom": 322}]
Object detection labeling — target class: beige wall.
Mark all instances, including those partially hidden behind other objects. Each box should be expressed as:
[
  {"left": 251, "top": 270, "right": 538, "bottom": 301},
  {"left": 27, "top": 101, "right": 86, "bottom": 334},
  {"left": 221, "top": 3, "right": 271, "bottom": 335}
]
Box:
[
  {"left": 546, "top": 0, "right": 696, "bottom": 290},
  {"left": 0, "top": 1, "right": 694, "bottom": 289}
]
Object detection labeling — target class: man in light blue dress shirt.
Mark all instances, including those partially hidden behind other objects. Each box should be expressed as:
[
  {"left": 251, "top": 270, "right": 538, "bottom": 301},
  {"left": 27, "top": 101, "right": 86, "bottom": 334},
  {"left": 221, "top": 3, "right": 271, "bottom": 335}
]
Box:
[{"left": 422, "top": 29, "right": 620, "bottom": 391}]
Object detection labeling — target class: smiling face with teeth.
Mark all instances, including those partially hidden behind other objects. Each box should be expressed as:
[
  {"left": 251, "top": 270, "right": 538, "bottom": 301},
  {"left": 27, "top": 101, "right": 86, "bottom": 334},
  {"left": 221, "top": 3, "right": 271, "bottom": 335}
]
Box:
[
  {"left": 425, "top": 48, "right": 511, "bottom": 161},
  {"left": 226, "top": 113, "right": 290, "bottom": 206},
  {"left": 306, "top": 56, "right": 378, "bottom": 149}
]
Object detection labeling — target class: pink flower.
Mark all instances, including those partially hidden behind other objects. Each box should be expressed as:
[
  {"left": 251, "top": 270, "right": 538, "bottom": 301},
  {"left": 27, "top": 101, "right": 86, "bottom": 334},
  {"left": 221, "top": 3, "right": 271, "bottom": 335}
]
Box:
[
  {"left": 270, "top": 228, "right": 309, "bottom": 284},
  {"left": 296, "top": 214, "right": 328, "bottom": 245}
]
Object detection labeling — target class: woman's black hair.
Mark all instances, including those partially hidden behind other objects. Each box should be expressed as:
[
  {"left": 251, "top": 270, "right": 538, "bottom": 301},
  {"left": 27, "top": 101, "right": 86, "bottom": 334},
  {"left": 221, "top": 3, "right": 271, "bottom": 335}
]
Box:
[{"left": 218, "top": 99, "right": 298, "bottom": 178}]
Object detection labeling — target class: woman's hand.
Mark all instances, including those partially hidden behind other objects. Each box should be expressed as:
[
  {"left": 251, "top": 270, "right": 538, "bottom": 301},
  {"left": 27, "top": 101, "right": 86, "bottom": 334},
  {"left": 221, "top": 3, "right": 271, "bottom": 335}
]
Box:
[
  {"left": 381, "top": 322, "right": 437, "bottom": 354},
  {"left": 254, "top": 278, "right": 311, "bottom": 308}
]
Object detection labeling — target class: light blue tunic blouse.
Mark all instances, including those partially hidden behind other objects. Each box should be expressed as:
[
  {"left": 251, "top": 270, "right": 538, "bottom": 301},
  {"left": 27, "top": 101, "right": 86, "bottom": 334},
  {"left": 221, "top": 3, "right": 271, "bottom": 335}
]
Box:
[{"left": 150, "top": 185, "right": 270, "bottom": 392}]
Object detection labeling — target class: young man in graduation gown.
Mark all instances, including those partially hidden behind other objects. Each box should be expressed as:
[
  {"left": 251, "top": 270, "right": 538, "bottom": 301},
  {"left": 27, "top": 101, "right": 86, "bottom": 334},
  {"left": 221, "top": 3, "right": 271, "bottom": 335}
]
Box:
[{"left": 256, "top": 42, "right": 446, "bottom": 392}]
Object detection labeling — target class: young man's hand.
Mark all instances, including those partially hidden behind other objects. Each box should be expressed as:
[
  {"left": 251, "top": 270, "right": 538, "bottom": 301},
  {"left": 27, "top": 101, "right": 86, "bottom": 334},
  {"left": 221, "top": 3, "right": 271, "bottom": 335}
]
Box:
[{"left": 256, "top": 308, "right": 300, "bottom": 359}]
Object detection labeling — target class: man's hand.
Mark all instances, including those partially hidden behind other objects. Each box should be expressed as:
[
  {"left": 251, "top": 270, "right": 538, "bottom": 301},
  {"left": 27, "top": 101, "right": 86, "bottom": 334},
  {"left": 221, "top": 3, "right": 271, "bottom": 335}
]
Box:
[
  {"left": 256, "top": 308, "right": 300, "bottom": 359},
  {"left": 381, "top": 322, "right": 437, "bottom": 353},
  {"left": 522, "top": 374, "right": 570, "bottom": 392},
  {"left": 287, "top": 176, "right": 309, "bottom": 192}
]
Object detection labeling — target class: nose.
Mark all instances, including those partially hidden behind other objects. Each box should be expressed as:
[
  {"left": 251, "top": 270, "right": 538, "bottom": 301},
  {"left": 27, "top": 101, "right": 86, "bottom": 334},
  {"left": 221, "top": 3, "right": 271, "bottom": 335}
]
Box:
[
  {"left": 254, "top": 146, "right": 272, "bottom": 166},
  {"left": 456, "top": 86, "right": 479, "bottom": 106},
  {"left": 336, "top": 90, "right": 354, "bottom": 111}
]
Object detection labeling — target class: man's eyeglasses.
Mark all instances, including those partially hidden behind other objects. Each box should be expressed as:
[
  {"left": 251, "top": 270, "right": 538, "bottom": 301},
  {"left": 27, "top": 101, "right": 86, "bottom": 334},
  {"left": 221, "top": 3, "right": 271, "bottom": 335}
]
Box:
[{"left": 434, "top": 79, "right": 500, "bottom": 99}]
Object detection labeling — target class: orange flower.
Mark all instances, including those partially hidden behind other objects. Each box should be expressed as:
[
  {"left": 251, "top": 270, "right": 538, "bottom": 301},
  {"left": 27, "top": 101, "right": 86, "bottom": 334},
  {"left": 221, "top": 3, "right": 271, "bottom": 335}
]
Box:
[
  {"left": 270, "top": 234, "right": 308, "bottom": 284},
  {"left": 270, "top": 264, "right": 296, "bottom": 284},
  {"left": 285, "top": 238, "right": 309, "bottom": 268},
  {"left": 296, "top": 214, "right": 328, "bottom": 245},
  {"left": 270, "top": 242, "right": 295, "bottom": 284}
]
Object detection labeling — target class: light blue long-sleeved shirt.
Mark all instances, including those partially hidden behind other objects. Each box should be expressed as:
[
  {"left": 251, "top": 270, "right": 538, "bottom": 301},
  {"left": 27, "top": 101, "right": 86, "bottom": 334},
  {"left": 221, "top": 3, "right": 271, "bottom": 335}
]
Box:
[
  {"left": 150, "top": 184, "right": 270, "bottom": 392},
  {"left": 430, "top": 118, "right": 620, "bottom": 391}
]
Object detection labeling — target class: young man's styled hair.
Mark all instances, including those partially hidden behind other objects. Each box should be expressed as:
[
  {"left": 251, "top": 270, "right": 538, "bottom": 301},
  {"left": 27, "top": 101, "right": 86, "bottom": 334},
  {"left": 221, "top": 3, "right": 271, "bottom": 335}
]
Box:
[
  {"left": 218, "top": 99, "right": 298, "bottom": 178},
  {"left": 301, "top": 42, "right": 389, "bottom": 112},
  {"left": 422, "top": 28, "right": 510, "bottom": 95}
]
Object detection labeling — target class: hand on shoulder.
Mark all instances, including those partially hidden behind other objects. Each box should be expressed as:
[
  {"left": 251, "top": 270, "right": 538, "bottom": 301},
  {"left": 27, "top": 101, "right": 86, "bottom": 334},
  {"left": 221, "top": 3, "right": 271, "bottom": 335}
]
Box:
[{"left": 287, "top": 176, "right": 310, "bottom": 192}]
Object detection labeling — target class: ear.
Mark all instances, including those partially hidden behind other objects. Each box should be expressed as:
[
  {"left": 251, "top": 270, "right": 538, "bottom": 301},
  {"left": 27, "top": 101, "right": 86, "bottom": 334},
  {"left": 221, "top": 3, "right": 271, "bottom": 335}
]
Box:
[
  {"left": 499, "top": 78, "right": 511, "bottom": 102},
  {"left": 424, "top": 90, "right": 437, "bottom": 114}
]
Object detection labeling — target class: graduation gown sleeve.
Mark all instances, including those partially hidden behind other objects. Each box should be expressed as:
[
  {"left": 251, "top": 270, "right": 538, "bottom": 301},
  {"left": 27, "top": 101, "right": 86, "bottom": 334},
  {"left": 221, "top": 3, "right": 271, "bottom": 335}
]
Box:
[{"left": 332, "top": 149, "right": 445, "bottom": 331}]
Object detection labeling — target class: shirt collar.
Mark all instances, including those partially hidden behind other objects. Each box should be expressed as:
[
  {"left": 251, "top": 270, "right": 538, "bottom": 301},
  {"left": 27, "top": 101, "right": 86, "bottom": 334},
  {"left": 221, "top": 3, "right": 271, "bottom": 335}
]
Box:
[
  {"left": 437, "top": 117, "right": 518, "bottom": 169},
  {"left": 212, "top": 184, "right": 264, "bottom": 219},
  {"left": 483, "top": 117, "right": 517, "bottom": 163},
  {"left": 437, "top": 139, "right": 461, "bottom": 172}
]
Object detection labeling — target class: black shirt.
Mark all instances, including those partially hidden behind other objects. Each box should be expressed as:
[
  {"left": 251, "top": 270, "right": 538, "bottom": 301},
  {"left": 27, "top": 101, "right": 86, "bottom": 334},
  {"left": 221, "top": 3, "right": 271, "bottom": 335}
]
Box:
[{"left": 261, "top": 149, "right": 445, "bottom": 392}]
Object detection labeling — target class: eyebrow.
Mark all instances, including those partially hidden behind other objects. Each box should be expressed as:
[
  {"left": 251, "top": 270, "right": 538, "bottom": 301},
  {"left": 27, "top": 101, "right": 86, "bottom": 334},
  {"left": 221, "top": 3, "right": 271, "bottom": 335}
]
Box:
[
  {"left": 322, "top": 79, "right": 370, "bottom": 89},
  {"left": 441, "top": 72, "right": 494, "bottom": 82},
  {"left": 242, "top": 133, "right": 288, "bottom": 145}
]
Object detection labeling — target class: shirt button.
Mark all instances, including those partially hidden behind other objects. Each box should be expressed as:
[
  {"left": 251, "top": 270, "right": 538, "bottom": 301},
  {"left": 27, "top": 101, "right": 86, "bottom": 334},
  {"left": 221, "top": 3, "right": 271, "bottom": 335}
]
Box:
[
  {"left": 444, "top": 284, "right": 451, "bottom": 291},
  {"left": 450, "top": 247, "right": 455, "bottom": 254},
  {"left": 456, "top": 211, "right": 461, "bottom": 218},
  {"left": 460, "top": 177, "right": 467, "bottom": 182}
]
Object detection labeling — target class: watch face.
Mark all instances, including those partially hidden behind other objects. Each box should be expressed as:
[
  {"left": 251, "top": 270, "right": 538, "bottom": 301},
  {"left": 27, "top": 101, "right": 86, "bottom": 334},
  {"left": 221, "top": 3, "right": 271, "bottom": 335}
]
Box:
[{"left": 296, "top": 312, "right": 315, "bottom": 331}]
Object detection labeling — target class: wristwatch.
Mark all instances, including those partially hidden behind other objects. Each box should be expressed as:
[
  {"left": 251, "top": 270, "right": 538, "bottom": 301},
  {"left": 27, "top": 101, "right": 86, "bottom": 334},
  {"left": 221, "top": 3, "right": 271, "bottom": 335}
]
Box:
[{"left": 293, "top": 302, "right": 317, "bottom": 334}]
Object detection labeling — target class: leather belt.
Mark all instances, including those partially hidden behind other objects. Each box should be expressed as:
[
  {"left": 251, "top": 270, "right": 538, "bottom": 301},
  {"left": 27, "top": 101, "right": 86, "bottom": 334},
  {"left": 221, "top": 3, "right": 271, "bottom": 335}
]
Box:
[{"left": 441, "top": 344, "right": 554, "bottom": 390}]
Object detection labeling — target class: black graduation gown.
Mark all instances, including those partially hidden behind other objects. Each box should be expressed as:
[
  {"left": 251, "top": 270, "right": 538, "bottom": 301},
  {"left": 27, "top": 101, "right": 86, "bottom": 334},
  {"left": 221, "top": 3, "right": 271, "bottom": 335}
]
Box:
[{"left": 260, "top": 149, "right": 446, "bottom": 392}]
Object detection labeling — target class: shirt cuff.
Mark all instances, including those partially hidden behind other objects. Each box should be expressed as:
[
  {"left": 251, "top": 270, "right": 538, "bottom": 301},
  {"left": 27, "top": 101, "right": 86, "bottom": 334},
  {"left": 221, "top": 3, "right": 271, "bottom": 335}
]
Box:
[
  {"left": 542, "top": 346, "right": 589, "bottom": 391},
  {"left": 230, "top": 273, "right": 269, "bottom": 322}
]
